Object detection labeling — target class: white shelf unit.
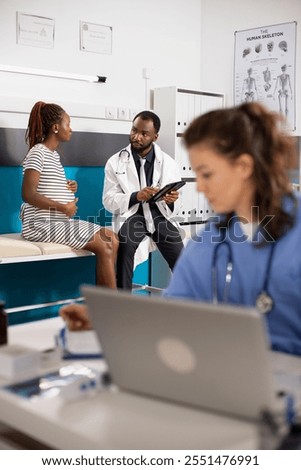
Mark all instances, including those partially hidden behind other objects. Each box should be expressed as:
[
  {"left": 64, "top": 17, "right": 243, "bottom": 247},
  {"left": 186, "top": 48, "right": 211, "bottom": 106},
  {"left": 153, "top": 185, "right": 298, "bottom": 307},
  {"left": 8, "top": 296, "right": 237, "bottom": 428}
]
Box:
[
  {"left": 290, "top": 136, "right": 301, "bottom": 192},
  {"left": 154, "top": 86, "right": 224, "bottom": 225}
]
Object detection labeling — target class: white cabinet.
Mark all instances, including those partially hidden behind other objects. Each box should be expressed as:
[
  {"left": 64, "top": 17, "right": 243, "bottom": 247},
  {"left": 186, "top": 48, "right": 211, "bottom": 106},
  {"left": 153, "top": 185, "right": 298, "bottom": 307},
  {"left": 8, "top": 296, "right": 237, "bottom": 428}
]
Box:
[
  {"left": 290, "top": 136, "right": 301, "bottom": 191},
  {"left": 154, "top": 86, "right": 224, "bottom": 224}
]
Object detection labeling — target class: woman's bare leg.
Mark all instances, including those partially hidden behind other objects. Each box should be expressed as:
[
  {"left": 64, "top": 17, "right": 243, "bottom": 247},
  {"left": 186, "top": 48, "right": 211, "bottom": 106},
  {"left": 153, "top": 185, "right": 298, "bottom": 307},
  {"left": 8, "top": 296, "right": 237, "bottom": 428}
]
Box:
[{"left": 84, "top": 228, "right": 118, "bottom": 288}]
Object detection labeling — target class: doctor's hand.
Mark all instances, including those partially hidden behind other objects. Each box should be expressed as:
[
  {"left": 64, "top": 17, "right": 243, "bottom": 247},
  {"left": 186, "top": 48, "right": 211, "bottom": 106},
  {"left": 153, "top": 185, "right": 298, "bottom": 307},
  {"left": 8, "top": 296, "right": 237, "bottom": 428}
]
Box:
[
  {"left": 163, "top": 190, "right": 179, "bottom": 205},
  {"left": 137, "top": 186, "right": 159, "bottom": 202},
  {"left": 59, "top": 303, "right": 92, "bottom": 331}
]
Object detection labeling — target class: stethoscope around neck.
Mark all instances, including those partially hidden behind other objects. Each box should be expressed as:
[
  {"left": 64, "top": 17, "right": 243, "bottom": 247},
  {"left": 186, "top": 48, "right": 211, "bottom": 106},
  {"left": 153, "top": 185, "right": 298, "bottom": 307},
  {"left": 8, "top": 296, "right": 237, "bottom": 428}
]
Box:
[
  {"left": 115, "top": 149, "right": 130, "bottom": 175},
  {"left": 211, "top": 237, "right": 276, "bottom": 315}
]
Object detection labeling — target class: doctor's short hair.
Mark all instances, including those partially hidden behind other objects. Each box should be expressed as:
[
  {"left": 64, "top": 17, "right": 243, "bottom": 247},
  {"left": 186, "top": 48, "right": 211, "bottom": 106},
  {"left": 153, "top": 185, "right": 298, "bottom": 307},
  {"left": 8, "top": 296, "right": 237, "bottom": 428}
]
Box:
[
  {"left": 183, "top": 102, "right": 297, "bottom": 242},
  {"left": 133, "top": 110, "right": 161, "bottom": 133}
]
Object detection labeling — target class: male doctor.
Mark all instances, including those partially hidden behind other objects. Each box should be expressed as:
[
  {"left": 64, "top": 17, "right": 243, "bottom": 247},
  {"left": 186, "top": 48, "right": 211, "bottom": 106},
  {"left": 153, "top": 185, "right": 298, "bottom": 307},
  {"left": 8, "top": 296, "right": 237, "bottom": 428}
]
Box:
[{"left": 103, "top": 110, "right": 184, "bottom": 289}]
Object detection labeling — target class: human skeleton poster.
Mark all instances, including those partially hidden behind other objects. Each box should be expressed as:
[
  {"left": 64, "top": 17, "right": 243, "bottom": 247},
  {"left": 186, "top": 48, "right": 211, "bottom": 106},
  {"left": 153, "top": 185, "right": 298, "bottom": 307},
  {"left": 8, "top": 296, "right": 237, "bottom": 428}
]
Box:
[{"left": 234, "top": 22, "right": 296, "bottom": 130}]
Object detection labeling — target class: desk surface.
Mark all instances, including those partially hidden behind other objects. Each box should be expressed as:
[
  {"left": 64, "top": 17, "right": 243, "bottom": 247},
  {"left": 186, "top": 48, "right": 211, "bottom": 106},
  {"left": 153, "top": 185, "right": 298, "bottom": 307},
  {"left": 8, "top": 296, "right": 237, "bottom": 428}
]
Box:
[{"left": 0, "top": 318, "right": 298, "bottom": 450}]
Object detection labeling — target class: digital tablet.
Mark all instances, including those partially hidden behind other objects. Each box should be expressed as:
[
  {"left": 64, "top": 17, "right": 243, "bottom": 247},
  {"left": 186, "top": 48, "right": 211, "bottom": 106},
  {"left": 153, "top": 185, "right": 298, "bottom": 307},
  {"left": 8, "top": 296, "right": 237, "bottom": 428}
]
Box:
[{"left": 147, "top": 181, "right": 186, "bottom": 203}]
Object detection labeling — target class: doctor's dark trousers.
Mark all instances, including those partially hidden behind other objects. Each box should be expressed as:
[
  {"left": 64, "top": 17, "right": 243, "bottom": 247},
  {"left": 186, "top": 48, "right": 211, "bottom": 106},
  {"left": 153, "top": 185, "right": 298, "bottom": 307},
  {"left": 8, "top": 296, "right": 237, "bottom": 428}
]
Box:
[{"left": 116, "top": 212, "right": 184, "bottom": 290}]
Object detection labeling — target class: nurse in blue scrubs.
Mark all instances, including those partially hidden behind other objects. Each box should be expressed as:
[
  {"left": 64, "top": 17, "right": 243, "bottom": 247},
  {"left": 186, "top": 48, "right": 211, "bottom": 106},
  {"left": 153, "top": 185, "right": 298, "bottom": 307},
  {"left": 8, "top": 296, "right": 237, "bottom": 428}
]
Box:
[
  {"left": 164, "top": 102, "right": 301, "bottom": 356},
  {"left": 60, "top": 102, "right": 301, "bottom": 356}
]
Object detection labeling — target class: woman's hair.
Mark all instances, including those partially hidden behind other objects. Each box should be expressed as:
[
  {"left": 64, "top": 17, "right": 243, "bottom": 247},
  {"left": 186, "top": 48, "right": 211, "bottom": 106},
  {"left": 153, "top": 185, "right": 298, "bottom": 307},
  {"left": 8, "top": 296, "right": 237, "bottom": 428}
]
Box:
[
  {"left": 25, "top": 101, "right": 65, "bottom": 149},
  {"left": 183, "top": 102, "right": 297, "bottom": 242}
]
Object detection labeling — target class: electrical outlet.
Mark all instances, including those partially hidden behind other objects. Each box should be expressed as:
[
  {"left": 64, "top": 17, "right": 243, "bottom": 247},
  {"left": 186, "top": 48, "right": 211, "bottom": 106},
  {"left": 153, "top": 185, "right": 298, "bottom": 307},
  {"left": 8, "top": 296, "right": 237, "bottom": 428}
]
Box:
[
  {"left": 129, "top": 108, "right": 139, "bottom": 121},
  {"left": 105, "top": 106, "right": 116, "bottom": 119},
  {"left": 117, "top": 107, "right": 128, "bottom": 120}
]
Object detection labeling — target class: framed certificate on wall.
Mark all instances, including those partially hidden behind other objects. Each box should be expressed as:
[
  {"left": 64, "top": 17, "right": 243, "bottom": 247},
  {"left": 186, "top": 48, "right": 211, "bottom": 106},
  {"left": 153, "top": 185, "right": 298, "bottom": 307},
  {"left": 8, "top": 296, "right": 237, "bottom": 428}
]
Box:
[
  {"left": 80, "top": 21, "right": 112, "bottom": 54},
  {"left": 16, "top": 12, "right": 55, "bottom": 49}
]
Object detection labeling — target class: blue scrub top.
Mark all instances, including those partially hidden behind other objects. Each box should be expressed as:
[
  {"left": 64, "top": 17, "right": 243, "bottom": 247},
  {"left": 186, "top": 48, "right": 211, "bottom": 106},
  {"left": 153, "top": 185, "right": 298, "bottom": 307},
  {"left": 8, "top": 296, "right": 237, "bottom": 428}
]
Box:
[{"left": 165, "top": 192, "right": 301, "bottom": 356}]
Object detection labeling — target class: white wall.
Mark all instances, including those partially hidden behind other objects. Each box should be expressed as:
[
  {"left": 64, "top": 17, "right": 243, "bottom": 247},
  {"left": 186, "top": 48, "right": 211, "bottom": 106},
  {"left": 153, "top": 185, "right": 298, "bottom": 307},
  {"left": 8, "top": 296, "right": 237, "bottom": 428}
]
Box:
[
  {"left": 0, "top": 0, "right": 202, "bottom": 129},
  {"left": 200, "top": 0, "right": 301, "bottom": 134}
]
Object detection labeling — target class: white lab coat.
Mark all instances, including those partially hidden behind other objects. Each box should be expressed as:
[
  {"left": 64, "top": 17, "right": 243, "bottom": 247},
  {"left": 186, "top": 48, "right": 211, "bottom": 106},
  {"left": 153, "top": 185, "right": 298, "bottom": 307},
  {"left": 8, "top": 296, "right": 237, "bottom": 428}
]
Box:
[{"left": 103, "top": 143, "right": 183, "bottom": 266}]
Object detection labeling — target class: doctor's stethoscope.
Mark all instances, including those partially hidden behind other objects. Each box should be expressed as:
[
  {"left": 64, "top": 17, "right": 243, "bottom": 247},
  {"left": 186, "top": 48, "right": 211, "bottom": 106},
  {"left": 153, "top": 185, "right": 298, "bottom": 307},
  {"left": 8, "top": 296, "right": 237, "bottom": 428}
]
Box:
[
  {"left": 115, "top": 149, "right": 130, "bottom": 175},
  {"left": 211, "top": 238, "right": 276, "bottom": 315}
]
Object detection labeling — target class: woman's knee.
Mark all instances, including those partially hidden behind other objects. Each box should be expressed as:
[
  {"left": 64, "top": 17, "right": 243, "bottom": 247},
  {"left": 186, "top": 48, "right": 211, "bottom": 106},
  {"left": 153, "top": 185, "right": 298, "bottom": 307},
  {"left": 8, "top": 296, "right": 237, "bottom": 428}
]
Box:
[
  {"left": 97, "top": 236, "right": 113, "bottom": 257},
  {"left": 100, "top": 228, "right": 119, "bottom": 252},
  {"left": 85, "top": 231, "right": 109, "bottom": 255},
  {"left": 85, "top": 228, "right": 119, "bottom": 258}
]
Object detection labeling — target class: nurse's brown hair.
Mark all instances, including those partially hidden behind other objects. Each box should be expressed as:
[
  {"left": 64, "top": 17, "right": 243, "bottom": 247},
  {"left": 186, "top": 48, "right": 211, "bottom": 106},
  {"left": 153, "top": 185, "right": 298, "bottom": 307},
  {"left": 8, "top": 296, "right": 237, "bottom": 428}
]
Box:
[{"left": 183, "top": 102, "right": 297, "bottom": 242}]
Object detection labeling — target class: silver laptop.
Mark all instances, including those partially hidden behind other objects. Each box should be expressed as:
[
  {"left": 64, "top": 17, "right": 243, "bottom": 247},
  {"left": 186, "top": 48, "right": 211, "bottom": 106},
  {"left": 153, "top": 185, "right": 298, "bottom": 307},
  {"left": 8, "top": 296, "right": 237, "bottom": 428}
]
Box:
[{"left": 82, "top": 285, "right": 290, "bottom": 420}]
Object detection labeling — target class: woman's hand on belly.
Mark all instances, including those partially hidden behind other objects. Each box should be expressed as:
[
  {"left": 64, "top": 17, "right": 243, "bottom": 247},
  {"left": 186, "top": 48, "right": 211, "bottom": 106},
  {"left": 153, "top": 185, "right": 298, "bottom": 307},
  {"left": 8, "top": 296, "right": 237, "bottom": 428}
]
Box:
[{"left": 61, "top": 198, "right": 79, "bottom": 218}]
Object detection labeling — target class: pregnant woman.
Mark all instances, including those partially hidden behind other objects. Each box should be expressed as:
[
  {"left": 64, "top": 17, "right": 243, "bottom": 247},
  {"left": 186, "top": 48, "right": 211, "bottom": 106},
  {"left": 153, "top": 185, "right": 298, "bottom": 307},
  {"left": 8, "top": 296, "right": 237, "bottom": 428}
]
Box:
[{"left": 21, "top": 101, "right": 118, "bottom": 287}]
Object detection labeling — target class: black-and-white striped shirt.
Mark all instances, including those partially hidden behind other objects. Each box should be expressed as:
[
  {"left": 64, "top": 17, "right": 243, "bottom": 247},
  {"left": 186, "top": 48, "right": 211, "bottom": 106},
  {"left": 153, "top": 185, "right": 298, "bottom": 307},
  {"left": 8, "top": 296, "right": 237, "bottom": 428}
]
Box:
[
  {"left": 22, "top": 144, "right": 74, "bottom": 220},
  {"left": 21, "top": 144, "right": 100, "bottom": 249}
]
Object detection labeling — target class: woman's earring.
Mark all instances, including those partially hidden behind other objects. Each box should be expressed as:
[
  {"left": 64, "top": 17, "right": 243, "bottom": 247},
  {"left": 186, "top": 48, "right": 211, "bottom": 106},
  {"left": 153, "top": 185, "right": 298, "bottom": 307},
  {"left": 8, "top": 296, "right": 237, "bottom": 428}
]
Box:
[{"left": 54, "top": 130, "right": 58, "bottom": 134}]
